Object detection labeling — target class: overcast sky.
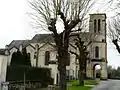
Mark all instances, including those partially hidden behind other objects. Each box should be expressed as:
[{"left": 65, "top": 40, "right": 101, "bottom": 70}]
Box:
[{"left": 0, "top": 0, "right": 119, "bottom": 68}]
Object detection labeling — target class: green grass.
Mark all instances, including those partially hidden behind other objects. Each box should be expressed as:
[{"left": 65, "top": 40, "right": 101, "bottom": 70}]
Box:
[
  {"left": 67, "top": 80, "right": 98, "bottom": 85},
  {"left": 37, "top": 80, "right": 99, "bottom": 90},
  {"left": 67, "top": 86, "right": 92, "bottom": 90},
  {"left": 67, "top": 80, "right": 99, "bottom": 90},
  {"left": 85, "top": 80, "right": 98, "bottom": 85}
]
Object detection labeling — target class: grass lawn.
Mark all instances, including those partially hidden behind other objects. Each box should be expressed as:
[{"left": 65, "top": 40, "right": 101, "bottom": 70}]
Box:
[
  {"left": 67, "top": 86, "right": 92, "bottom": 90},
  {"left": 67, "top": 80, "right": 98, "bottom": 85},
  {"left": 37, "top": 80, "right": 99, "bottom": 90},
  {"left": 67, "top": 80, "right": 99, "bottom": 90}
]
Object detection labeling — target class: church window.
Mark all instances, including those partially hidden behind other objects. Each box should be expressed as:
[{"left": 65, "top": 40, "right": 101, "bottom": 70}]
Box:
[
  {"left": 45, "top": 51, "right": 50, "bottom": 65},
  {"left": 94, "top": 19, "right": 97, "bottom": 33},
  {"left": 95, "top": 46, "right": 99, "bottom": 58},
  {"left": 98, "top": 19, "right": 101, "bottom": 32},
  {"left": 102, "top": 39, "right": 105, "bottom": 42}
]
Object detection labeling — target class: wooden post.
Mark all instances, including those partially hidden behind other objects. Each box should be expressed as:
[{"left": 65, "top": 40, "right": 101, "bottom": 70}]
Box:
[{"left": 24, "top": 71, "right": 26, "bottom": 90}]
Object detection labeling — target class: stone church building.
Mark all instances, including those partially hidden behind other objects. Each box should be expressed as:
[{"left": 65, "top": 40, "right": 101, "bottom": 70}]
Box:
[{"left": 0, "top": 13, "right": 107, "bottom": 84}]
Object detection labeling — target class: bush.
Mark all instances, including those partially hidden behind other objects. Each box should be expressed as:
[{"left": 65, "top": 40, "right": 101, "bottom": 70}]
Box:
[{"left": 6, "top": 66, "right": 54, "bottom": 87}]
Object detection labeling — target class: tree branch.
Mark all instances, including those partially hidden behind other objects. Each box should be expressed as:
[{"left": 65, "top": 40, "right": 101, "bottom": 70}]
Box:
[
  {"left": 112, "top": 39, "right": 120, "bottom": 53},
  {"left": 70, "top": 43, "right": 77, "bottom": 50},
  {"left": 69, "top": 51, "right": 79, "bottom": 58}
]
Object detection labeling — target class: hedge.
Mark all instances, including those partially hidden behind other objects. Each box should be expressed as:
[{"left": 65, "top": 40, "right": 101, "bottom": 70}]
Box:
[{"left": 6, "top": 66, "right": 54, "bottom": 87}]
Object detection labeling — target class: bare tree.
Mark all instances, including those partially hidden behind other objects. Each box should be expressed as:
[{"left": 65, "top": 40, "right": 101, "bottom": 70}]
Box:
[
  {"left": 29, "top": 0, "right": 95, "bottom": 90},
  {"left": 108, "top": 16, "right": 120, "bottom": 53},
  {"left": 69, "top": 29, "right": 98, "bottom": 86},
  {"left": 70, "top": 34, "right": 90, "bottom": 86}
]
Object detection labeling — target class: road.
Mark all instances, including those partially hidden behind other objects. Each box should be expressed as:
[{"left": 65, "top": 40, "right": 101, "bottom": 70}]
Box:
[{"left": 91, "top": 80, "right": 120, "bottom": 90}]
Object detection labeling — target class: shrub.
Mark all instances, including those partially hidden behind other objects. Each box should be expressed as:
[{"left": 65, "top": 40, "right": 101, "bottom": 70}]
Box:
[{"left": 6, "top": 66, "right": 53, "bottom": 87}]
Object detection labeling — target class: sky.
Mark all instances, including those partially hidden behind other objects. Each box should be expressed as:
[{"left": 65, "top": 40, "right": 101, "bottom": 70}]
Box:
[{"left": 0, "top": 0, "right": 119, "bottom": 68}]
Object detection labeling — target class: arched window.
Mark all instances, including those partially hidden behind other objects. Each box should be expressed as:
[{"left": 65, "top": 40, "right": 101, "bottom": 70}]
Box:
[
  {"left": 95, "top": 46, "right": 99, "bottom": 58},
  {"left": 27, "top": 53, "right": 31, "bottom": 66},
  {"left": 94, "top": 19, "right": 97, "bottom": 33},
  {"left": 45, "top": 51, "right": 50, "bottom": 65},
  {"left": 98, "top": 19, "right": 101, "bottom": 32}
]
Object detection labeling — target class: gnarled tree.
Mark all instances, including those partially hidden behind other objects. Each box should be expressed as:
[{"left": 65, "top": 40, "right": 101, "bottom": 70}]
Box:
[
  {"left": 29, "top": 0, "right": 95, "bottom": 90},
  {"left": 70, "top": 34, "right": 91, "bottom": 86},
  {"left": 108, "top": 16, "right": 120, "bottom": 53}
]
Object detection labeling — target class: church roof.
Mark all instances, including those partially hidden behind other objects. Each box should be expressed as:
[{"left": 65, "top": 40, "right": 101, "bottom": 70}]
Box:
[
  {"left": 7, "top": 32, "right": 93, "bottom": 50},
  {"left": 69, "top": 32, "right": 93, "bottom": 42},
  {"left": 31, "top": 34, "right": 54, "bottom": 43},
  {"left": 31, "top": 33, "right": 92, "bottom": 43}
]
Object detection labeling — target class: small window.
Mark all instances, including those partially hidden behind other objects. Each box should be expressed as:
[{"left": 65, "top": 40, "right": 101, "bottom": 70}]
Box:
[
  {"left": 94, "top": 19, "right": 97, "bottom": 33},
  {"left": 98, "top": 19, "right": 101, "bottom": 32},
  {"left": 95, "top": 46, "right": 99, "bottom": 58},
  {"left": 102, "top": 39, "right": 105, "bottom": 42},
  {"left": 45, "top": 51, "right": 50, "bottom": 65}
]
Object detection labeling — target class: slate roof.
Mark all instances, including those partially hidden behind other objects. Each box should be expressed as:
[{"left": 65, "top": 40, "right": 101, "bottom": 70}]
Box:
[
  {"left": 8, "top": 40, "right": 30, "bottom": 50},
  {"left": 31, "top": 33, "right": 92, "bottom": 43},
  {"left": 7, "top": 33, "right": 92, "bottom": 50},
  {"left": 31, "top": 34, "right": 54, "bottom": 43}
]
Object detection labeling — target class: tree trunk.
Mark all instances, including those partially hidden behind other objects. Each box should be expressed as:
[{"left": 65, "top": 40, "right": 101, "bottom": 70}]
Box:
[
  {"left": 78, "top": 55, "right": 85, "bottom": 86},
  {"left": 78, "top": 69, "right": 84, "bottom": 86},
  {"left": 57, "top": 51, "right": 67, "bottom": 90},
  {"left": 55, "top": 33, "right": 69, "bottom": 90},
  {"left": 59, "top": 66, "right": 67, "bottom": 90}
]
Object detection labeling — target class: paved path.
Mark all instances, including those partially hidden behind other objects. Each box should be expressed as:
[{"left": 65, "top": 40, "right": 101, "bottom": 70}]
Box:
[{"left": 91, "top": 80, "right": 120, "bottom": 90}]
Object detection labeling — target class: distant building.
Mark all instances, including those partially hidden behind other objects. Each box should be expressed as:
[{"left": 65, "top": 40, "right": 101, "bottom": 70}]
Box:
[{"left": 0, "top": 13, "right": 107, "bottom": 84}]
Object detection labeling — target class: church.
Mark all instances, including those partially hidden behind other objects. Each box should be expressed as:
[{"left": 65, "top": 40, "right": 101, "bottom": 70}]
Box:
[{"left": 0, "top": 13, "right": 108, "bottom": 84}]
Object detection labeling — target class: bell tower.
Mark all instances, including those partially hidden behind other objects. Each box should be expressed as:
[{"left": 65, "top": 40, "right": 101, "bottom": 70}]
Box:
[
  {"left": 86, "top": 14, "right": 108, "bottom": 80},
  {"left": 89, "top": 14, "right": 106, "bottom": 34}
]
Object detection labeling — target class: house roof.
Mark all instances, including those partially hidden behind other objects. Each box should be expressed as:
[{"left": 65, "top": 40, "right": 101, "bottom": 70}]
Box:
[{"left": 8, "top": 40, "right": 30, "bottom": 50}]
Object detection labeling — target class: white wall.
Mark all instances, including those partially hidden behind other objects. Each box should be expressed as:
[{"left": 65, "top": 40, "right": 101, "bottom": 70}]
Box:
[
  {"left": 8, "top": 48, "right": 17, "bottom": 65},
  {"left": 26, "top": 45, "right": 36, "bottom": 67},
  {"left": 0, "top": 55, "right": 8, "bottom": 83}
]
